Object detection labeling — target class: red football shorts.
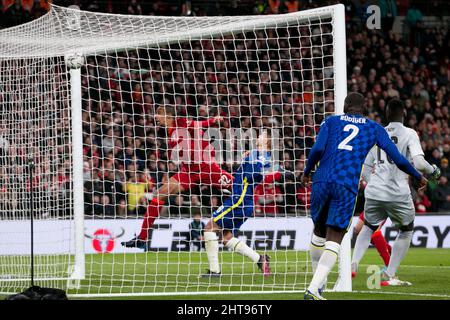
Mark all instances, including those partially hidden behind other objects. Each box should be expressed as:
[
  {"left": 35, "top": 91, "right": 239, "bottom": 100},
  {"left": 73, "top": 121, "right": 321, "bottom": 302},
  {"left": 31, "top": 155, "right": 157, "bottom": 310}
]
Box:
[{"left": 172, "top": 163, "right": 233, "bottom": 190}]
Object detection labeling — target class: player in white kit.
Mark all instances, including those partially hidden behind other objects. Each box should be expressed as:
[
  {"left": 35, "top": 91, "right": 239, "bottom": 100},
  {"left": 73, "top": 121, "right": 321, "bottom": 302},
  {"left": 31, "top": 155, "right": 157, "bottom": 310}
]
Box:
[{"left": 351, "top": 99, "right": 441, "bottom": 286}]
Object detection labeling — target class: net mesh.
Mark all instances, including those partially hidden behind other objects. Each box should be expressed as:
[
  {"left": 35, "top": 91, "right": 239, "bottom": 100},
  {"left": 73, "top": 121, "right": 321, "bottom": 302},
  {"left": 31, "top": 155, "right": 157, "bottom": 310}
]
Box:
[
  {"left": 0, "top": 4, "right": 346, "bottom": 296},
  {"left": 0, "top": 56, "right": 73, "bottom": 290}
]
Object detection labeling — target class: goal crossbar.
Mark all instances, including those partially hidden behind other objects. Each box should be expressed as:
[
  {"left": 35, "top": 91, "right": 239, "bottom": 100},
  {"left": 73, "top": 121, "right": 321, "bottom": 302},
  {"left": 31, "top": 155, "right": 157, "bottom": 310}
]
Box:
[{"left": 0, "top": 5, "right": 339, "bottom": 59}]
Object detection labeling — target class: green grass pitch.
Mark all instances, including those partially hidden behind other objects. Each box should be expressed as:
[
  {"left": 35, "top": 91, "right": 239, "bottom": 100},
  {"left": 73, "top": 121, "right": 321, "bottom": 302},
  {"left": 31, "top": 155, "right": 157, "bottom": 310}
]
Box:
[{"left": 2, "top": 248, "right": 449, "bottom": 300}]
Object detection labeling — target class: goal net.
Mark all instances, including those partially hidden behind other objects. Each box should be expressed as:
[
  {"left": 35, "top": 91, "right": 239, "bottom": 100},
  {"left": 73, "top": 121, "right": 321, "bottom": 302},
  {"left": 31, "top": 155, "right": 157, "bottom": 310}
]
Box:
[{"left": 0, "top": 4, "right": 350, "bottom": 297}]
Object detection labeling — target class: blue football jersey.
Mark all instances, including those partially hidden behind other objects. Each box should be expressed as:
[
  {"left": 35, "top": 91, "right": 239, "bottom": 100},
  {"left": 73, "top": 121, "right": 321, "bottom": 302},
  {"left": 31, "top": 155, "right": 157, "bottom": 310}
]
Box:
[
  {"left": 304, "top": 114, "right": 422, "bottom": 194},
  {"left": 231, "top": 150, "right": 272, "bottom": 201}
]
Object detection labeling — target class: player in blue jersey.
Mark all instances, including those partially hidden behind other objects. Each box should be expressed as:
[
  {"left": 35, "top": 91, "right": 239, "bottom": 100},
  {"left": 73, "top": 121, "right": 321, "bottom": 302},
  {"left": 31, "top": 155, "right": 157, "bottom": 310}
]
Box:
[
  {"left": 201, "top": 130, "right": 293, "bottom": 278},
  {"left": 301, "top": 92, "right": 428, "bottom": 300}
]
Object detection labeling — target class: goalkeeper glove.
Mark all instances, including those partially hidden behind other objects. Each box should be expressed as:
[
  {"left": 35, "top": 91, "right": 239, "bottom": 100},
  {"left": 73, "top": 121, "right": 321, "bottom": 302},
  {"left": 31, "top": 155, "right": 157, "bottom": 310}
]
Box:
[{"left": 431, "top": 164, "right": 441, "bottom": 181}]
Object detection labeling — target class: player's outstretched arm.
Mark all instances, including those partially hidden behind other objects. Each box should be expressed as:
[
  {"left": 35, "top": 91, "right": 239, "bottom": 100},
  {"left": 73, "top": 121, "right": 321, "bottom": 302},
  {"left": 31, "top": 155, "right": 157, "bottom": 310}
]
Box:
[
  {"left": 376, "top": 125, "right": 427, "bottom": 188},
  {"left": 413, "top": 155, "right": 441, "bottom": 180},
  {"left": 263, "top": 167, "right": 295, "bottom": 184},
  {"left": 303, "top": 119, "right": 329, "bottom": 177},
  {"left": 362, "top": 147, "right": 376, "bottom": 183},
  {"left": 408, "top": 130, "right": 441, "bottom": 180},
  {"left": 189, "top": 116, "right": 222, "bottom": 128}
]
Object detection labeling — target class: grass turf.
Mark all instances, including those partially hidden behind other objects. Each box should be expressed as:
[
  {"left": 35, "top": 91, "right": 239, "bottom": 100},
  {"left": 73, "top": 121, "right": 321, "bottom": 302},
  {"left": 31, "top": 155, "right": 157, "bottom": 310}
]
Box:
[{"left": 1, "top": 248, "right": 449, "bottom": 300}]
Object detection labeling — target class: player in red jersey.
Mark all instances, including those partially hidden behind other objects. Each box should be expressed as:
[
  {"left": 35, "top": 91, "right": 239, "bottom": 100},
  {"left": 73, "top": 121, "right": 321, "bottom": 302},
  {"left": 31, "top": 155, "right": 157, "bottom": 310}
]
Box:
[{"left": 122, "top": 105, "right": 233, "bottom": 249}]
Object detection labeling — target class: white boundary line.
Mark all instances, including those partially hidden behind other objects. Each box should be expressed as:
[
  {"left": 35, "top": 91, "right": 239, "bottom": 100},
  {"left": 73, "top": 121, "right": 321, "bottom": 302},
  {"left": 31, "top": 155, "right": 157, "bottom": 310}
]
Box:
[
  {"left": 67, "top": 290, "right": 450, "bottom": 299},
  {"left": 69, "top": 290, "right": 306, "bottom": 298},
  {"left": 359, "top": 264, "right": 450, "bottom": 269},
  {"left": 354, "top": 290, "right": 450, "bottom": 299}
]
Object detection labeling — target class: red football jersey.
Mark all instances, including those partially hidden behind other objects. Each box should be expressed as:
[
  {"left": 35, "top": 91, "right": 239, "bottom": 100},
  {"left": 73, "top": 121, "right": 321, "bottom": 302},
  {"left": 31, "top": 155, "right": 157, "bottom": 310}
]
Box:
[
  {"left": 167, "top": 117, "right": 217, "bottom": 171},
  {"left": 254, "top": 183, "right": 282, "bottom": 216}
]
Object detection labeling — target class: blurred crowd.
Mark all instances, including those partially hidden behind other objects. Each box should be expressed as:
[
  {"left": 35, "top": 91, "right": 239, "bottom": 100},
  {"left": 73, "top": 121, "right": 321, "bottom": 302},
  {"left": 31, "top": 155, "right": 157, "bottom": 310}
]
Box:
[
  {"left": 347, "top": 24, "right": 450, "bottom": 213},
  {"left": 0, "top": 0, "right": 449, "bottom": 218},
  {"left": 79, "top": 18, "right": 330, "bottom": 217},
  {"left": 2, "top": 0, "right": 449, "bottom": 23}
]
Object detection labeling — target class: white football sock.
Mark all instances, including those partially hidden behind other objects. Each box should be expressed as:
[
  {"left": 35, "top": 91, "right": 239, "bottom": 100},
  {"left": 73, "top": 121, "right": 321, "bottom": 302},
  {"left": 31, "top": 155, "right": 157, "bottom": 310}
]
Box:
[
  {"left": 308, "top": 241, "right": 340, "bottom": 294},
  {"left": 225, "top": 237, "right": 260, "bottom": 263},
  {"left": 310, "top": 234, "right": 326, "bottom": 273},
  {"left": 386, "top": 230, "right": 412, "bottom": 278},
  {"left": 351, "top": 225, "right": 374, "bottom": 269},
  {"left": 204, "top": 231, "right": 220, "bottom": 273}
]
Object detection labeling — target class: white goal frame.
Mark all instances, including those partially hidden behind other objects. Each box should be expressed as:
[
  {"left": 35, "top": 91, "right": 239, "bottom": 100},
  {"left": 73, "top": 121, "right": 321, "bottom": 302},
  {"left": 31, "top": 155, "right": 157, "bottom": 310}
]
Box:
[{"left": 0, "top": 3, "right": 350, "bottom": 296}]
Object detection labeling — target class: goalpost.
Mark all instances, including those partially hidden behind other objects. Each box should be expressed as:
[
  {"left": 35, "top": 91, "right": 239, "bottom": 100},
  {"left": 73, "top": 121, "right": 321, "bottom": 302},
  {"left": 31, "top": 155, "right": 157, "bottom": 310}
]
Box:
[{"left": 0, "top": 4, "right": 350, "bottom": 297}]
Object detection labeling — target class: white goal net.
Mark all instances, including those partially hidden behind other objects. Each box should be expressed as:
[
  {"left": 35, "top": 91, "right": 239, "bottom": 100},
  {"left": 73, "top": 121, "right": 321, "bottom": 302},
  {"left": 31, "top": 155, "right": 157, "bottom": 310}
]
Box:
[{"left": 0, "top": 4, "right": 350, "bottom": 297}]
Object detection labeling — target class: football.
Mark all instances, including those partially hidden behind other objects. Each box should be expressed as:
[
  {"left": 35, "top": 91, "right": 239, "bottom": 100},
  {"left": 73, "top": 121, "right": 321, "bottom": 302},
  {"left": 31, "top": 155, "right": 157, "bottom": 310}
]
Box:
[{"left": 65, "top": 52, "right": 84, "bottom": 69}]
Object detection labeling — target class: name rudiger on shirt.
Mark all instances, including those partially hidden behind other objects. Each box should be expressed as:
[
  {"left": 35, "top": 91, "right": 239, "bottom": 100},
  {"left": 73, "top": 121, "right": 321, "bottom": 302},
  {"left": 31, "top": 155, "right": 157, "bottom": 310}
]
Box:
[{"left": 340, "top": 115, "right": 367, "bottom": 124}]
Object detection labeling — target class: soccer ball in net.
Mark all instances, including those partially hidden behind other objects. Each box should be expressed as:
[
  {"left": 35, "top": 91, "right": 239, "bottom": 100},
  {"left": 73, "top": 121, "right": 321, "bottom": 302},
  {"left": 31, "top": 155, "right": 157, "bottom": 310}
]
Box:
[{"left": 65, "top": 52, "right": 84, "bottom": 69}]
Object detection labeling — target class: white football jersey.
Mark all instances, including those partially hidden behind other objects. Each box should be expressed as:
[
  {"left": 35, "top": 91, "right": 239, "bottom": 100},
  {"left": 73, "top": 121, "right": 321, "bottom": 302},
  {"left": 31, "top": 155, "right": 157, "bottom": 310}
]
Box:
[{"left": 364, "top": 122, "right": 424, "bottom": 202}]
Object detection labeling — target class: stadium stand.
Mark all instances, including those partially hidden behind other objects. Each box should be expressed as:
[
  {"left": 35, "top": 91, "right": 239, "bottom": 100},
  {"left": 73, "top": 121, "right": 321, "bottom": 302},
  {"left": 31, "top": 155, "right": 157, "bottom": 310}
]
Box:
[{"left": 0, "top": 0, "right": 448, "bottom": 218}]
